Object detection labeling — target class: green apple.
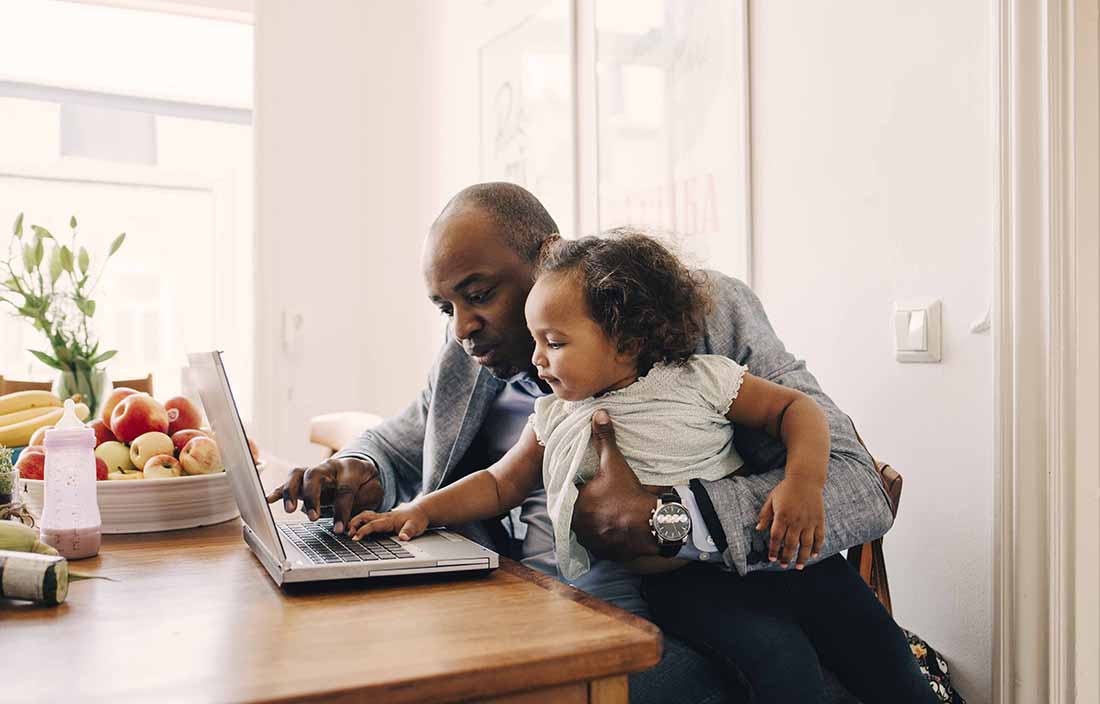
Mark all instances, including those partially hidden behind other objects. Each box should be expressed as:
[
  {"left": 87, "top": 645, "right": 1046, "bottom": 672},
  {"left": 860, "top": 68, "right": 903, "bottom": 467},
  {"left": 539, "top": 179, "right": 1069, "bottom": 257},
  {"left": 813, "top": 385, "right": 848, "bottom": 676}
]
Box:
[
  {"left": 130, "top": 432, "right": 173, "bottom": 470},
  {"left": 95, "top": 441, "right": 134, "bottom": 474},
  {"left": 108, "top": 470, "right": 143, "bottom": 480}
]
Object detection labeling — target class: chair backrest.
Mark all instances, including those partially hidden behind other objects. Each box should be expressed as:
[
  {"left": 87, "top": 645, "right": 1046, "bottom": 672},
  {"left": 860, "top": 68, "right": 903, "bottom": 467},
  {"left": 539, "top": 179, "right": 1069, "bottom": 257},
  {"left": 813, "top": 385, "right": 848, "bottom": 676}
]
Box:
[
  {"left": 0, "top": 374, "right": 154, "bottom": 397},
  {"left": 847, "top": 416, "right": 901, "bottom": 616},
  {"left": 0, "top": 376, "right": 52, "bottom": 395},
  {"left": 113, "top": 374, "right": 154, "bottom": 396},
  {"left": 309, "top": 411, "right": 384, "bottom": 455}
]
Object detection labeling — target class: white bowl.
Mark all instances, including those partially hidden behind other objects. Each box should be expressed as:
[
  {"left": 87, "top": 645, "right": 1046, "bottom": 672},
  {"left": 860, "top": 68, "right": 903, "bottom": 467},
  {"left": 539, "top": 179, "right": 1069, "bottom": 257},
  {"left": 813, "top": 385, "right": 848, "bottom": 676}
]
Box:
[{"left": 17, "top": 467, "right": 253, "bottom": 534}]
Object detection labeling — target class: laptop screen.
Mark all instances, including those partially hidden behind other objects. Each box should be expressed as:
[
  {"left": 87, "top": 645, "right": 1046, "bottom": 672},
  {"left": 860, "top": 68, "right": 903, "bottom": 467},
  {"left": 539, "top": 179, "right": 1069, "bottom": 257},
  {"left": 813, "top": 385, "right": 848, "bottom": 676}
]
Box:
[{"left": 187, "top": 351, "right": 287, "bottom": 564}]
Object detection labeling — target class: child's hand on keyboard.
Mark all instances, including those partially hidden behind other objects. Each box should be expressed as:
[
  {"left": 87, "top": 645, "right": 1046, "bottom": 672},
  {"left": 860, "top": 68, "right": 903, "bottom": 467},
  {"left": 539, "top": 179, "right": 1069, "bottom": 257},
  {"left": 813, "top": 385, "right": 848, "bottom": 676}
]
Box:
[{"left": 348, "top": 502, "right": 429, "bottom": 542}]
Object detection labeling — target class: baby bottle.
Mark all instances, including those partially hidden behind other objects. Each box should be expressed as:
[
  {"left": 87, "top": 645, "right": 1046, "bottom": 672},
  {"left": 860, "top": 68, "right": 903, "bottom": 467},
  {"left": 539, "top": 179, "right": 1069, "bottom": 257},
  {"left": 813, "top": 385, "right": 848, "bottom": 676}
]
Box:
[{"left": 39, "top": 399, "right": 102, "bottom": 559}]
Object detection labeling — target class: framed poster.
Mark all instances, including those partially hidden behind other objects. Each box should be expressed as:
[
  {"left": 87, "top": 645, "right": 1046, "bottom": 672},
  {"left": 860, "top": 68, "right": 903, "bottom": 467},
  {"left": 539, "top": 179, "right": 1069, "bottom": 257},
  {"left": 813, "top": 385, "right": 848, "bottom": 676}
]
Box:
[
  {"left": 594, "top": 0, "right": 751, "bottom": 280},
  {"left": 479, "top": 0, "right": 575, "bottom": 233}
]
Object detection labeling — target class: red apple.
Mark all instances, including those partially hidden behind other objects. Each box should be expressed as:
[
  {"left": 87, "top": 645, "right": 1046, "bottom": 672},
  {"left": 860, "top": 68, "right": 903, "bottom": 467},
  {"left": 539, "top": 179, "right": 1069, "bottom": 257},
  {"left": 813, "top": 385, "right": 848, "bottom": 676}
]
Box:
[
  {"left": 28, "top": 425, "right": 54, "bottom": 447},
  {"left": 143, "top": 454, "right": 182, "bottom": 479},
  {"left": 164, "top": 396, "right": 203, "bottom": 435},
  {"left": 88, "top": 419, "right": 117, "bottom": 447},
  {"left": 110, "top": 394, "right": 169, "bottom": 444},
  {"left": 180, "top": 436, "right": 223, "bottom": 475},
  {"left": 171, "top": 428, "right": 209, "bottom": 455},
  {"left": 95, "top": 456, "right": 108, "bottom": 481},
  {"left": 100, "top": 387, "right": 138, "bottom": 425},
  {"left": 15, "top": 448, "right": 46, "bottom": 481}
]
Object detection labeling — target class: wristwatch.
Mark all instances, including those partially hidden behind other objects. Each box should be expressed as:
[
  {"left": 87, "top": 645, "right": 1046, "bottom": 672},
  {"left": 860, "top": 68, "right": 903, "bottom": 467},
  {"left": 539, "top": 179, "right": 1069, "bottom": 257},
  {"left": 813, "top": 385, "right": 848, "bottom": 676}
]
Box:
[{"left": 649, "top": 490, "right": 692, "bottom": 557}]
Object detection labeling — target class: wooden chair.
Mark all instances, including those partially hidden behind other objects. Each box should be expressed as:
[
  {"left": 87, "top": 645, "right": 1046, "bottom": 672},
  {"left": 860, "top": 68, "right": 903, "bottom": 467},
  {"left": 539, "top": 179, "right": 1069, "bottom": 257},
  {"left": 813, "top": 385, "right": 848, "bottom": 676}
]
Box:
[
  {"left": 308, "top": 411, "right": 384, "bottom": 456},
  {"left": 0, "top": 374, "right": 154, "bottom": 397},
  {"left": 847, "top": 421, "right": 902, "bottom": 616}
]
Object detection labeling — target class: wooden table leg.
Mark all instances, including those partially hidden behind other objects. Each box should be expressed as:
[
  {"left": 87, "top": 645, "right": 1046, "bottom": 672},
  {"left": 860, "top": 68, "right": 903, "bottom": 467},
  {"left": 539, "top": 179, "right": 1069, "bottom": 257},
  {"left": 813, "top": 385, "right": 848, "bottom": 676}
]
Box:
[{"left": 589, "top": 675, "right": 629, "bottom": 703}]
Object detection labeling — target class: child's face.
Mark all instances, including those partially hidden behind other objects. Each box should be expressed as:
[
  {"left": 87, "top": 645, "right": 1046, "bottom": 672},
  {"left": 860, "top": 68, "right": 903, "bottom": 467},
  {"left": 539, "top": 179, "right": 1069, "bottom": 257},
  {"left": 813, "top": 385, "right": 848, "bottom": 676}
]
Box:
[{"left": 524, "top": 272, "right": 638, "bottom": 401}]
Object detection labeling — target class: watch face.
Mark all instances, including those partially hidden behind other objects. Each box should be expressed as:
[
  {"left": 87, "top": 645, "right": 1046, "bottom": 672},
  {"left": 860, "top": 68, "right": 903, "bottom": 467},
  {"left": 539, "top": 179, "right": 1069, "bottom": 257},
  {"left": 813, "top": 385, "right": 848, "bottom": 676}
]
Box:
[{"left": 653, "top": 503, "right": 691, "bottom": 542}]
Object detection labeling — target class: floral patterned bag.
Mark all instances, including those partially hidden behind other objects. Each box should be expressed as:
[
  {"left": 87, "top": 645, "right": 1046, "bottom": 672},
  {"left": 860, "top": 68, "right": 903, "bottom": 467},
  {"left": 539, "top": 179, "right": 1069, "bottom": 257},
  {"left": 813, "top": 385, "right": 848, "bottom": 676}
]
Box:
[{"left": 903, "top": 629, "right": 967, "bottom": 703}]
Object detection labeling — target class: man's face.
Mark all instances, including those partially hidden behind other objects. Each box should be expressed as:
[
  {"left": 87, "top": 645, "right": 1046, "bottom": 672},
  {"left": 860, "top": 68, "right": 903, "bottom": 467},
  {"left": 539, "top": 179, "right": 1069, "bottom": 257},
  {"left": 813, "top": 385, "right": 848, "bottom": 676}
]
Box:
[{"left": 423, "top": 208, "right": 538, "bottom": 378}]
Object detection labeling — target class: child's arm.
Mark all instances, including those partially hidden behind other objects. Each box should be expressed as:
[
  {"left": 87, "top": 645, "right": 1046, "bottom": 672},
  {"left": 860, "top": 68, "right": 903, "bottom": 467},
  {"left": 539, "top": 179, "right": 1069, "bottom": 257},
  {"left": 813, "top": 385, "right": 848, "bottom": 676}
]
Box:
[
  {"left": 726, "top": 373, "right": 829, "bottom": 569},
  {"left": 346, "top": 425, "right": 545, "bottom": 541}
]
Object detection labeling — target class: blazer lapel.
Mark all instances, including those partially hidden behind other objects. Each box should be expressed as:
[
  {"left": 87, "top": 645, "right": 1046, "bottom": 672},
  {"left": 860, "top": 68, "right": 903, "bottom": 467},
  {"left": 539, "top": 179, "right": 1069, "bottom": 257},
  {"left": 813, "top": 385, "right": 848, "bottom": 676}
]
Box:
[{"left": 423, "top": 346, "right": 505, "bottom": 493}]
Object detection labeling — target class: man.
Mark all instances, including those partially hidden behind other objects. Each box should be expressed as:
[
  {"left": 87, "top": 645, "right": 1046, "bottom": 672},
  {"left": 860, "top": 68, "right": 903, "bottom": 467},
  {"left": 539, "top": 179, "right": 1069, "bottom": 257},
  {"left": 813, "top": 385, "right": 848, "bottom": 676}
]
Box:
[{"left": 269, "top": 183, "right": 895, "bottom": 703}]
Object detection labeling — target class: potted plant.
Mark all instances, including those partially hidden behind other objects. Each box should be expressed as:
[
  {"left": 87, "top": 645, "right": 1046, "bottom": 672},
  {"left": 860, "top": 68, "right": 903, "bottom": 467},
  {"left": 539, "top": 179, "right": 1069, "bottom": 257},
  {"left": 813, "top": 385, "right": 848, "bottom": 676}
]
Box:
[{"left": 0, "top": 213, "right": 125, "bottom": 417}]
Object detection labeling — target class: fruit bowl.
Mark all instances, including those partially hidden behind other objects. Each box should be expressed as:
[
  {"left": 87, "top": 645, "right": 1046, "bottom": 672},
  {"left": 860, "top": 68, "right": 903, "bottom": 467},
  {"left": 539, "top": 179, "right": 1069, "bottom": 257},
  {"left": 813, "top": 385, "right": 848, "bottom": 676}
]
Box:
[{"left": 15, "top": 467, "right": 259, "bottom": 534}]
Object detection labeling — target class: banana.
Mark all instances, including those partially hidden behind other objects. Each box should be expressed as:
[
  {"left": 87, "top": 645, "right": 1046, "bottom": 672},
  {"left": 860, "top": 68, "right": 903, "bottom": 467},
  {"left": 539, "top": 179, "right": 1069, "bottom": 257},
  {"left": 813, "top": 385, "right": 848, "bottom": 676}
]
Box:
[
  {"left": 0, "top": 402, "right": 88, "bottom": 447},
  {"left": 0, "top": 390, "right": 61, "bottom": 416},
  {"left": 0, "top": 406, "right": 57, "bottom": 427},
  {"left": 0, "top": 519, "right": 58, "bottom": 555}
]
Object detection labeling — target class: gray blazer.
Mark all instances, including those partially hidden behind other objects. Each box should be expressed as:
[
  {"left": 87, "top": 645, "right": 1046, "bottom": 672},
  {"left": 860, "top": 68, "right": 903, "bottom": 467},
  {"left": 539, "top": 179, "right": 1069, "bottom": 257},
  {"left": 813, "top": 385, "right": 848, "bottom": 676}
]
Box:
[{"left": 337, "top": 272, "right": 894, "bottom": 574}]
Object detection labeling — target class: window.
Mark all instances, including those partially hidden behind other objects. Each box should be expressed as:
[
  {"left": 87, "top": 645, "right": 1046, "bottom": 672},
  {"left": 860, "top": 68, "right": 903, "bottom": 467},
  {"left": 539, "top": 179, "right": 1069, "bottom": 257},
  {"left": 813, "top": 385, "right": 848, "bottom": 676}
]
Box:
[{"left": 0, "top": 1, "right": 254, "bottom": 419}]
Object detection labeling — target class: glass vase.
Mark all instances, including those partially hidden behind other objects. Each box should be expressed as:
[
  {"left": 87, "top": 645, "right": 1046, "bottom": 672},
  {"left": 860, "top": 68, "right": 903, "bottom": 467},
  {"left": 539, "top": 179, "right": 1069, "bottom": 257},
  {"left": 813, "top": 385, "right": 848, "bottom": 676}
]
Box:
[{"left": 52, "top": 367, "right": 112, "bottom": 420}]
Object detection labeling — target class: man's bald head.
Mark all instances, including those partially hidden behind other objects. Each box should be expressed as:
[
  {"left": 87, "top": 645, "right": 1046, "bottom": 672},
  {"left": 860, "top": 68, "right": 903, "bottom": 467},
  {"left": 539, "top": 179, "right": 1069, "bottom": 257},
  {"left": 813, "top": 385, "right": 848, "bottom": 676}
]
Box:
[{"left": 433, "top": 182, "right": 559, "bottom": 262}]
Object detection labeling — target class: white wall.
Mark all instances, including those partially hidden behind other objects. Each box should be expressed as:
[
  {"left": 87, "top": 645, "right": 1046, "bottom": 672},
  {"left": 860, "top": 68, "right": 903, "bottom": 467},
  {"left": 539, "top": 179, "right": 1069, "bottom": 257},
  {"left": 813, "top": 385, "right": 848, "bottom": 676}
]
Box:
[
  {"left": 750, "top": 2, "right": 994, "bottom": 701},
  {"left": 254, "top": 0, "right": 442, "bottom": 464},
  {"left": 255, "top": 1, "right": 994, "bottom": 700}
]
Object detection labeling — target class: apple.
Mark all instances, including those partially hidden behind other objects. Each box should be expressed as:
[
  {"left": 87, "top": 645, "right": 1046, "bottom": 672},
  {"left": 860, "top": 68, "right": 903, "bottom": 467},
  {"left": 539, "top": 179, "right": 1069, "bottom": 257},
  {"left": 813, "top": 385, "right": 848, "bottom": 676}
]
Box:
[
  {"left": 110, "top": 394, "right": 169, "bottom": 444},
  {"left": 108, "top": 471, "right": 144, "bottom": 480},
  {"left": 95, "top": 441, "right": 135, "bottom": 474},
  {"left": 100, "top": 387, "right": 138, "bottom": 425},
  {"left": 14, "top": 448, "right": 46, "bottom": 481},
  {"left": 180, "top": 436, "right": 223, "bottom": 475},
  {"left": 164, "top": 396, "right": 203, "bottom": 435},
  {"left": 129, "top": 432, "right": 174, "bottom": 470},
  {"left": 88, "top": 419, "right": 117, "bottom": 447},
  {"left": 171, "top": 428, "right": 209, "bottom": 455},
  {"left": 28, "top": 425, "right": 54, "bottom": 447},
  {"left": 143, "top": 454, "right": 182, "bottom": 478},
  {"left": 95, "top": 456, "right": 108, "bottom": 481}
]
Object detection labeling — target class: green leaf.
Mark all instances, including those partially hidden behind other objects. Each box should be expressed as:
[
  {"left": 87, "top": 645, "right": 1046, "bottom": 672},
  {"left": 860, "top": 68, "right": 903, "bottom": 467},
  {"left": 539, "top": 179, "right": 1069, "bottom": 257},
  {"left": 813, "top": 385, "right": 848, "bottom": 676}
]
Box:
[
  {"left": 29, "top": 349, "right": 63, "bottom": 370},
  {"left": 12, "top": 213, "right": 23, "bottom": 239},
  {"left": 89, "top": 349, "right": 117, "bottom": 365},
  {"left": 30, "top": 225, "right": 53, "bottom": 240},
  {"left": 33, "top": 237, "right": 44, "bottom": 267},
  {"left": 48, "top": 247, "right": 63, "bottom": 285},
  {"left": 70, "top": 215, "right": 77, "bottom": 229},
  {"left": 78, "top": 247, "right": 90, "bottom": 274},
  {"left": 76, "top": 299, "right": 95, "bottom": 317},
  {"left": 1, "top": 278, "right": 18, "bottom": 292},
  {"left": 108, "top": 232, "right": 126, "bottom": 256},
  {"left": 59, "top": 246, "right": 74, "bottom": 273}
]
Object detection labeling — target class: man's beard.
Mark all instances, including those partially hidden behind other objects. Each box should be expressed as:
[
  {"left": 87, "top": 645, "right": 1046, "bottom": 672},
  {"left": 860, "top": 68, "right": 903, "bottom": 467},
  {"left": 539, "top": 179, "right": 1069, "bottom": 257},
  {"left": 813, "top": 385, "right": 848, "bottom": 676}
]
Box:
[{"left": 485, "top": 359, "right": 527, "bottom": 380}]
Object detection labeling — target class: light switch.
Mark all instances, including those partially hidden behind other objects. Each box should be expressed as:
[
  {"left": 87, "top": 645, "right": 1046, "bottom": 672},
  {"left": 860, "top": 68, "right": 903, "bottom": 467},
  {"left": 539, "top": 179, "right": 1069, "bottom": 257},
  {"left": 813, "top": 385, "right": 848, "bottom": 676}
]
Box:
[
  {"left": 907, "top": 310, "right": 927, "bottom": 350},
  {"left": 894, "top": 300, "right": 942, "bottom": 363}
]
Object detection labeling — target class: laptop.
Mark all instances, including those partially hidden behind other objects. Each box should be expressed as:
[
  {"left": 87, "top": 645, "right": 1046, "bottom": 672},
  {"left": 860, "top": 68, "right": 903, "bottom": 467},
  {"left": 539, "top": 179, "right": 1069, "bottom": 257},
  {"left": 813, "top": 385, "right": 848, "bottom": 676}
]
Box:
[{"left": 187, "top": 351, "right": 499, "bottom": 586}]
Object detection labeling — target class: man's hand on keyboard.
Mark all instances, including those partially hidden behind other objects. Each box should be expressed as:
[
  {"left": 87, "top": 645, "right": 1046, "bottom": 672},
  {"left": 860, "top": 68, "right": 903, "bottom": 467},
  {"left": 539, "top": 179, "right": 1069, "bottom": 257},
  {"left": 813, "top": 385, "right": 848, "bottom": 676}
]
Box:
[
  {"left": 265, "top": 457, "right": 383, "bottom": 535},
  {"left": 348, "top": 503, "right": 429, "bottom": 542}
]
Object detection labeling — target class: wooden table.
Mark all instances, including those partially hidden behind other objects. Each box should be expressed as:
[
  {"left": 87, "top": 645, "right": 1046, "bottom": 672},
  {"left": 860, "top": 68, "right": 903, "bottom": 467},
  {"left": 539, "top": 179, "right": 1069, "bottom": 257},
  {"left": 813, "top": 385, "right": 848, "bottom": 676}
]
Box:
[{"left": 2, "top": 461, "right": 661, "bottom": 704}]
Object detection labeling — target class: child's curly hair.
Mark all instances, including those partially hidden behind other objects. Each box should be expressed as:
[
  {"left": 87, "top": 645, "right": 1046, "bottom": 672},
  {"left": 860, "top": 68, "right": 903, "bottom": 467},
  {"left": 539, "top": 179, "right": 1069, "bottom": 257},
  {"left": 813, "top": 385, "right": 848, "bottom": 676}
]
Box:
[{"left": 537, "top": 228, "right": 711, "bottom": 374}]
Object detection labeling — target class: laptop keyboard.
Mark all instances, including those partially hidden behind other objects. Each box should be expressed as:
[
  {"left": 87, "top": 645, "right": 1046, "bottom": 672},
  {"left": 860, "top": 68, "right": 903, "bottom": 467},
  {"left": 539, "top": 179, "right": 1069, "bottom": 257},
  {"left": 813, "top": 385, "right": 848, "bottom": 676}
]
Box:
[{"left": 278, "top": 519, "right": 414, "bottom": 564}]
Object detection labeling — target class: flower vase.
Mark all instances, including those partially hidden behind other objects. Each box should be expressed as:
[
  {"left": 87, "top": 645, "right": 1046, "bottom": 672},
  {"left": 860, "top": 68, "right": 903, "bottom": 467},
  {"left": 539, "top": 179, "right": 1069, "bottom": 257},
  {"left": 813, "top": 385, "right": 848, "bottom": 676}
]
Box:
[{"left": 52, "top": 367, "right": 112, "bottom": 420}]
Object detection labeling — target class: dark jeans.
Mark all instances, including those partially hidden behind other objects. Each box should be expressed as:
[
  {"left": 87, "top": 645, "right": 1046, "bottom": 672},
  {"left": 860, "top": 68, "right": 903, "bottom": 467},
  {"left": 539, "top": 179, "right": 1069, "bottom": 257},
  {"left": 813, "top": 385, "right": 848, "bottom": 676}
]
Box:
[{"left": 642, "top": 555, "right": 936, "bottom": 704}]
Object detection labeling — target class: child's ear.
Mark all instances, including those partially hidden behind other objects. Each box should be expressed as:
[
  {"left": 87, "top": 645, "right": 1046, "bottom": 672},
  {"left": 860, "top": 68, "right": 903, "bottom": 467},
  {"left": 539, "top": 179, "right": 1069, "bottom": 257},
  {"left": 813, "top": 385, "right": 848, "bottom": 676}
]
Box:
[{"left": 616, "top": 337, "right": 643, "bottom": 364}]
